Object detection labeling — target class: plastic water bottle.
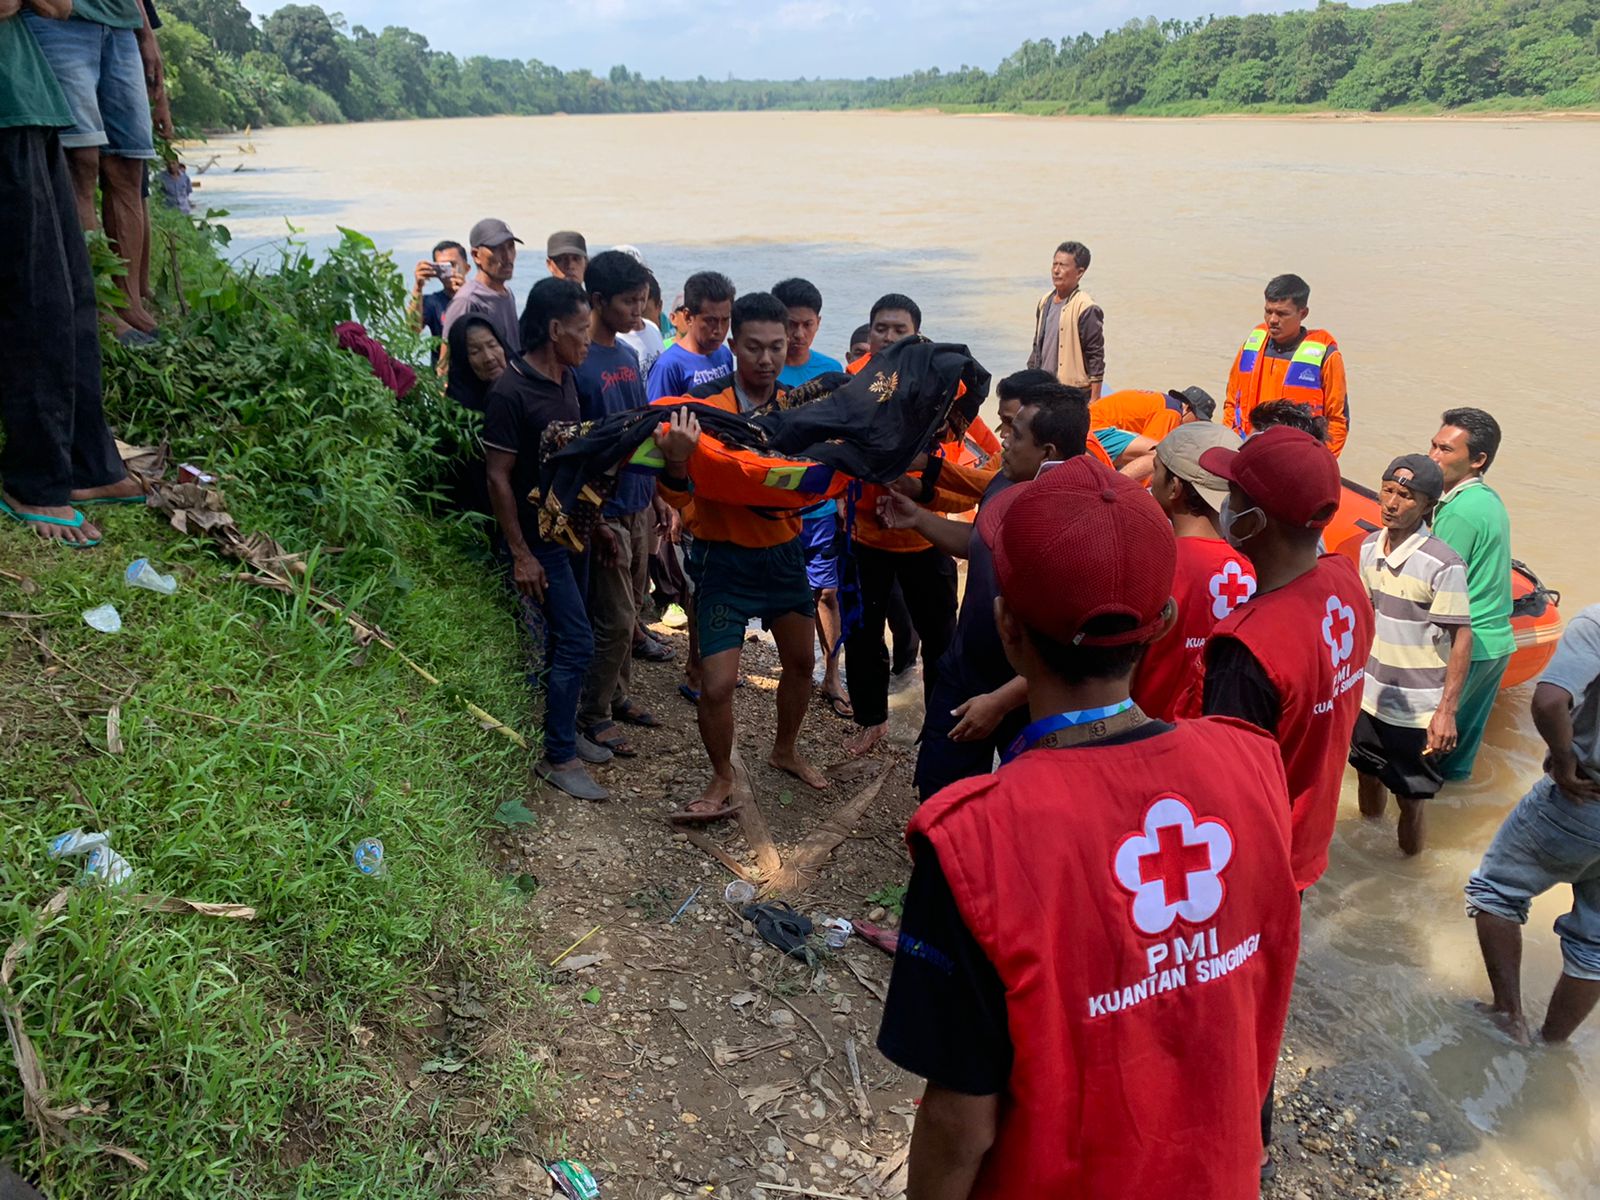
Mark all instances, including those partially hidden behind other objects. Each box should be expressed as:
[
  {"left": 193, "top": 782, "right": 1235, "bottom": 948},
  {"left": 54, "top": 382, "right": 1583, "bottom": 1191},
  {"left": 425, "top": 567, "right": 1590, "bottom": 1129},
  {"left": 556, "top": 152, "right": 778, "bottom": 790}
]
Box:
[
  {"left": 353, "top": 838, "right": 386, "bottom": 877},
  {"left": 124, "top": 558, "right": 178, "bottom": 595},
  {"left": 49, "top": 829, "right": 109, "bottom": 859},
  {"left": 82, "top": 603, "right": 122, "bottom": 633}
]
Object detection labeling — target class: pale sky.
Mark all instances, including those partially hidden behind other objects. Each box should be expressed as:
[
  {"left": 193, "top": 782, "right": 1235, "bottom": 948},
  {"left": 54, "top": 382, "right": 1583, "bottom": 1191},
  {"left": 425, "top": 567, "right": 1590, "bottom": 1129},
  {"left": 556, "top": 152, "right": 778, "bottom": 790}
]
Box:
[{"left": 242, "top": 0, "right": 1372, "bottom": 81}]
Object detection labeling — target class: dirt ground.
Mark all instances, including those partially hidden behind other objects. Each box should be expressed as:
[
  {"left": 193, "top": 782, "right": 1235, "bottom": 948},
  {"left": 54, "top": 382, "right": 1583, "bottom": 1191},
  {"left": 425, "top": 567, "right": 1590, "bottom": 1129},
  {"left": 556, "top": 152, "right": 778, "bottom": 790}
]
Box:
[{"left": 478, "top": 621, "right": 1550, "bottom": 1200}]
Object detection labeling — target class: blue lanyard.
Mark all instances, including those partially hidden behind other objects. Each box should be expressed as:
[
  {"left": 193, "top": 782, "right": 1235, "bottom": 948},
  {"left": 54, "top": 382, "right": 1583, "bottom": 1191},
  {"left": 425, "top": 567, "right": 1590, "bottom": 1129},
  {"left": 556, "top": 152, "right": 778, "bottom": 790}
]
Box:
[{"left": 1002, "top": 699, "right": 1137, "bottom": 764}]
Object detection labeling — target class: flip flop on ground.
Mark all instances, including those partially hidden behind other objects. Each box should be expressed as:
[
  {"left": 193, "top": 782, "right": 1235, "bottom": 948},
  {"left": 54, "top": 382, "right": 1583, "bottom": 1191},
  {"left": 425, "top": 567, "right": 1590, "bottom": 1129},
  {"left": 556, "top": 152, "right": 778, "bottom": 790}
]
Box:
[
  {"left": 611, "top": 699, "right": 662, "bottom": 728},
  {"left": 0, "top": 498, "right": 101, "bottom": 548},
  {"left": 666, "top": 798, "right": 743, "bottom": 825},
  {"left": 582, "top": 721, "right": 636, "bottom": 758}
]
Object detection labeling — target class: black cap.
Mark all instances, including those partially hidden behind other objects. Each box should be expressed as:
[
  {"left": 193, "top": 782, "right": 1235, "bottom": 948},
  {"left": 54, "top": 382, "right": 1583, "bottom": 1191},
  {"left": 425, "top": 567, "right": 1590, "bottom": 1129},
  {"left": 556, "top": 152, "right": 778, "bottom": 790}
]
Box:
[
  {"left": 469, "top": 218, "right": 521, "bottom": 249},
  {"left": 1167, "top": 386, "right": 1217, "bottom": 422},
  {"left": 547, "top": 230, "right": 588, "bottom": 258},
  {"left": 1383, "top": 453, "right": 1444, "bottom": 503}
]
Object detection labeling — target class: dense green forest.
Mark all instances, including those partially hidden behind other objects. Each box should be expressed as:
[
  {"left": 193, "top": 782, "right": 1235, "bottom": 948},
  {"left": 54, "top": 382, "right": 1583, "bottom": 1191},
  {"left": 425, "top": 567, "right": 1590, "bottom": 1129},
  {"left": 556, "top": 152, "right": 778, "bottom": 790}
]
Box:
[{"left": 157, "top": 0, "right": 1600, "bottom": 131}]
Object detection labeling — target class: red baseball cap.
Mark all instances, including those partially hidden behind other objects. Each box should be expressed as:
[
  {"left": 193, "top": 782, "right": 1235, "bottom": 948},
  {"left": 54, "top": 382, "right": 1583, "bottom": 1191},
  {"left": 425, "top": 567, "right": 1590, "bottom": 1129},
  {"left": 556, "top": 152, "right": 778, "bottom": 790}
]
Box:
[
  {"left": 978, "top": 456, "right": 1176, "bottom": 647},
  {"left": 1198, "top": 425, "right": 1341, "bottom": 529}
]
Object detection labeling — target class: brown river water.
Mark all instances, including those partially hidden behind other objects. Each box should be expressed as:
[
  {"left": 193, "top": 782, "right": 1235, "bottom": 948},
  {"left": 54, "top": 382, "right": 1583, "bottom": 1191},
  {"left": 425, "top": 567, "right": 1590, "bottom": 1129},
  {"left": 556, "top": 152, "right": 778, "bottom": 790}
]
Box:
[{"left": 197, "top": 111, "right": 1600, "bottom": 1196}]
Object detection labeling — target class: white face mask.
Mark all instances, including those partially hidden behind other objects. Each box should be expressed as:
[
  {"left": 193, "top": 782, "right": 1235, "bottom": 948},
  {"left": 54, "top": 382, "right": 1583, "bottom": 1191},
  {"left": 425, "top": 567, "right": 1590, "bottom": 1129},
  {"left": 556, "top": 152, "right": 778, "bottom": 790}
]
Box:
[{"left": 1219, "top": 496, "right": 1265, "bottom": 549}]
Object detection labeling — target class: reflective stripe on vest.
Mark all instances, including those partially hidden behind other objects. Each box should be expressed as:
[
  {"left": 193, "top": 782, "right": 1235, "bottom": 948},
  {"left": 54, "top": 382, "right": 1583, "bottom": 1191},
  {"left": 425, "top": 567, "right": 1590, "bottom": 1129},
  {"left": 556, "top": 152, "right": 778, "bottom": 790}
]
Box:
[
  {"left": 1283, "top": 338, "right": 1330, "bottom": 392},
  {"left": 1233, "top": 330, "right": 1333, "bottom": 434},
  {"left": 1235, "top": 328, "right": 1268, "bottom": 378}
]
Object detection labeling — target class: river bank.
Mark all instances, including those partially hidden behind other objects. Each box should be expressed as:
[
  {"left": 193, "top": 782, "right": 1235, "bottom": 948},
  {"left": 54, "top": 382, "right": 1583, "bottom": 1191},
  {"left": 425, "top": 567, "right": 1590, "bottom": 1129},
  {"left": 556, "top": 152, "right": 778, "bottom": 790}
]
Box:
[{"left": 487, "top": 627, "right": 1554, "bottom": 1200}]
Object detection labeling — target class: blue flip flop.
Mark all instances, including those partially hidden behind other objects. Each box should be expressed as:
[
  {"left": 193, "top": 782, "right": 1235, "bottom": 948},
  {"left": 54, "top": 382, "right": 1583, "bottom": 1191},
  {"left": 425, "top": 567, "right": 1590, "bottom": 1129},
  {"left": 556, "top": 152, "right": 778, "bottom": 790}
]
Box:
[
  {"left": 0, "top": 497, "right": 101, "bottom": 548},
  {"left": 76, "top": 493, "right": 147, "bottom": 506}
]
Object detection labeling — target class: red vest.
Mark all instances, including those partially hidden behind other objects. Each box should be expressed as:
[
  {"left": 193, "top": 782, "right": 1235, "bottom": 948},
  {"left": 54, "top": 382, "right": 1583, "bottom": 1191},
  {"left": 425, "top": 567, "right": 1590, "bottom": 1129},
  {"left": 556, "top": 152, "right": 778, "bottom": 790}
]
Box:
[
  {"left": 1192, "top": 555, "right": 1373, "bottom": 890},
  {"left": 910, "top": 719, "right": 1300, "bottom": 1199},
  {"left": 1133, "top": 537, "right": 1258, "bottom": 722}
]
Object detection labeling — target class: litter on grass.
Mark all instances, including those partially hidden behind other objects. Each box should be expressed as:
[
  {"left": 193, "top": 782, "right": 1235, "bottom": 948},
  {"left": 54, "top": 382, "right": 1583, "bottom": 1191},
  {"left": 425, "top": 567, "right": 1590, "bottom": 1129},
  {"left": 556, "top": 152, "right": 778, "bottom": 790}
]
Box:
[
  {"left": 352, "top": 837, "right": 386, "bottom": 877},
  {"left": 124, "top": 558, "right": 177, "bottom": 595},
  {"left": 81, "top": 603, "right": 121, "bottom": 633},
  {"left": 48, "top": 829, "right": 133, "bottom": 887}
]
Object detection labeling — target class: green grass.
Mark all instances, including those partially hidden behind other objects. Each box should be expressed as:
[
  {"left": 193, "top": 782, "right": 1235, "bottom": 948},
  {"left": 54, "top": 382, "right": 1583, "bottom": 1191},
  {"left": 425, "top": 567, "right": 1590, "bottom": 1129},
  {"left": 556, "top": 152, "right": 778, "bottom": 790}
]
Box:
[
  {"left": 1, "top": 508, "right": 552, "bottom": 1197},
  {"left": 1, "top": 214, "right": 561, "bottom": 1197}
]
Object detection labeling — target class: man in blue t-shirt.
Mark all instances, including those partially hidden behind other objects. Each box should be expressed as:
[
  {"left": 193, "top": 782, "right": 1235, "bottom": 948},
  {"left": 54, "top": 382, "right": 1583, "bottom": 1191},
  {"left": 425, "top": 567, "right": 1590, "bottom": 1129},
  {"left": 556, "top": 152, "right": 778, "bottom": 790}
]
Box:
[
  {"left": 646, "top": 270, "right": 734, "bottom": 401},
  {"left": 773, "top": 277, "right": 849, "bottom": 714},
  {"left": 573, "top": 251, "right": 662, "bottom": 756},
  {"left": 408, "top": 238, "right": 469, "bottom": 365}
]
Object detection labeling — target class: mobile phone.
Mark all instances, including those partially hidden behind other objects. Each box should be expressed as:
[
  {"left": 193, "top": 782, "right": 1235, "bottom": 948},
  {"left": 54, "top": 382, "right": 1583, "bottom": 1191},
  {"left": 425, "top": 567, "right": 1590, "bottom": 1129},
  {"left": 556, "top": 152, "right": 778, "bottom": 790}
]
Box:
[{"left": 434, "top": 261, "right": 453, "bottom": 280}]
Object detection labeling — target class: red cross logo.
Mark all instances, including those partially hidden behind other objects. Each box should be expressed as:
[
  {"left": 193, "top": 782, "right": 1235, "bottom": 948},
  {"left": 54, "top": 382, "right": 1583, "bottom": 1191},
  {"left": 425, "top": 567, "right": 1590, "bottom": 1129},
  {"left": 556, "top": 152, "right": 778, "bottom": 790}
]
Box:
[
  {"left": 1321, "top": 594, "right": 1357, "bottom": 666},
  {"left": 1209, "top": 561, "right": 1257, "bottom": 619},
  {"left": 1137, "top": 824, "right": 1214, "bottom": 905},
  {"left": 1114, "top": 796, "right": 1235, "bottom": 934}
]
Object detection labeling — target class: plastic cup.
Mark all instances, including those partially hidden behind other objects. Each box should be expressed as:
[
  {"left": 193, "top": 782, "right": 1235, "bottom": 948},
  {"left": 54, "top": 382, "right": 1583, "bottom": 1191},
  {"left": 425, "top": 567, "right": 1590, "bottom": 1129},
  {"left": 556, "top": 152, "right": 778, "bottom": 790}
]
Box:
[
  {"left": 353, "top": 837, "right": 387, "bottom": 877},
  {"left": 124, "top": 558, "right": 178, "bottom": 595},
  {"left": 82, "top": 603, "right": 122, "bottom": 633},
  {"left": 724, "top": 880, "right": 757, "bottom": 905}
]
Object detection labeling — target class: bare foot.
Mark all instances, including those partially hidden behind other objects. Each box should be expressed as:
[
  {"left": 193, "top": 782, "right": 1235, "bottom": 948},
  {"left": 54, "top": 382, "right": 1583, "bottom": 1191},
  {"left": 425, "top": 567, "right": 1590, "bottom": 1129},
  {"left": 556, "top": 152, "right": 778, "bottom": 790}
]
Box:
[
  {"left": 1, "top": 490, "right": 101, "bottom": 546},
  {"left": 1473, "top": 1000, "right": 1531, "bottom": 1045},
  {"left": 69, "top": 476, "right": 145, "bottom": 503},
  {"left": 845, "top": 722, "right": 888, "bottom": 758},
  {"left": 118, "top": 303, "right": 159, "bottom": 334},
  {"left": 769, "top": 751, "right": 829, "bottom": 790},
  {"left": 669, "top": 776, "right": 740, "bottom": 821}
]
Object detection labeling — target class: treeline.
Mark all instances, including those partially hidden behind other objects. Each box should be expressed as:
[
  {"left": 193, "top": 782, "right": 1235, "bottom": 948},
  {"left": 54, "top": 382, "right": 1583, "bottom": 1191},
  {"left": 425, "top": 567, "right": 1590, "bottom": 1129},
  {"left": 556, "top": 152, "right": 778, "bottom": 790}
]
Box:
[
  {"left": 875, "top": 0, "right": 1600, "bottom": 112},
  {"left": 157, "top": 0, "right": 1600, "bottom": 132},
  {"left": 155, "top": 0, "right": 869, "bottom": 128}
]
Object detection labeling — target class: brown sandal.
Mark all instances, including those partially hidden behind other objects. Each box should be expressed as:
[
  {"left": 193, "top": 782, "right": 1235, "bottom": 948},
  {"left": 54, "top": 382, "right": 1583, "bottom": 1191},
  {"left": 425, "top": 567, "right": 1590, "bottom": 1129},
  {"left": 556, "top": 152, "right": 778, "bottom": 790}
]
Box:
[{"left": 666, "top": 800, "right": 743, "bottom": 825}]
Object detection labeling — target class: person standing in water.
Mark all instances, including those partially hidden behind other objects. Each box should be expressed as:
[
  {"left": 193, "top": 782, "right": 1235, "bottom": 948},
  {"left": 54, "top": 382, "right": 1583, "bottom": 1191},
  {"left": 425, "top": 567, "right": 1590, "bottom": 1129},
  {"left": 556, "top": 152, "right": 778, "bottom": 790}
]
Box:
[
  {"left": 1350, "top": 455, "right": 1472, "bottom": 856},
  {"left": 1427, "top": 407, "right": 1514, "bottom": 785},
  {"left": 1466, "top": 603, "right": 1600, "bottom": 1045}
]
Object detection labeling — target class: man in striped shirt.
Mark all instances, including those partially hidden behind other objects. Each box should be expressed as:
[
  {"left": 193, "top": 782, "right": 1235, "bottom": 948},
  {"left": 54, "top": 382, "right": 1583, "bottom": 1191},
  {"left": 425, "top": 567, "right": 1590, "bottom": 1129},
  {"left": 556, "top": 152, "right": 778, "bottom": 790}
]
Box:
[{"left": 1350, "top": 454, "right": 1473, "bottom": 855}]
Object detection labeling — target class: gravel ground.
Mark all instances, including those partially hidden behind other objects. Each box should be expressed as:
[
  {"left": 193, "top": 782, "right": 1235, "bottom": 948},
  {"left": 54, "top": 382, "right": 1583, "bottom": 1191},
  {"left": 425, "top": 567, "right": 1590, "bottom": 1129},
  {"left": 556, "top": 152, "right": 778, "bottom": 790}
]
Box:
[{"left": 475, "top": 623, "right": 1554, "bottom": 1200}]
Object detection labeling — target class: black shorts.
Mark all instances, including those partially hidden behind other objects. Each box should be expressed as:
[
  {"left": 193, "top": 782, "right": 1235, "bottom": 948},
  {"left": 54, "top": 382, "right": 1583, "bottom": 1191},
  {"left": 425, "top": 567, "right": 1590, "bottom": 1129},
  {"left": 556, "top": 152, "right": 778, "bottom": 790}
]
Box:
[{"left": 1348, "top": 710, "right": 1444, "bottom": 801}]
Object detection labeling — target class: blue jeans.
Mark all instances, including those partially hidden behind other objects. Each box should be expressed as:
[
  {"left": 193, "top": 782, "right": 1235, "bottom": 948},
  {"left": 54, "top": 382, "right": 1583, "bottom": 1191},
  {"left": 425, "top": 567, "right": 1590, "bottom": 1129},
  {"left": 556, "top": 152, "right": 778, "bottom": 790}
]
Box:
[
  {"left": 506, "top": 543, "right": 593, "bottom": 765},
  {"left": 1465, "top": 774, "right": 1600, "bottom": 981},
  {"left": 22, "top": 13, "right": 155, "bottom": 157}
]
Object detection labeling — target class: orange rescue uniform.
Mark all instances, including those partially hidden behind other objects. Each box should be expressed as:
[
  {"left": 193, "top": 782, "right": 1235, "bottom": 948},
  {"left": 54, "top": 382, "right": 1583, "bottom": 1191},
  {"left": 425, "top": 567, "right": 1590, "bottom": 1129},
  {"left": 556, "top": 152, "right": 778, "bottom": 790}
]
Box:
[
  {"left": 653, "top": 386, "right": 836, "bottom": 548},
  {"left": 1090, "top": 389, "right": 1185, "bottom": 443},
  {"left": 1223, "top": 325, "right": 1349, "bottom": 456}
]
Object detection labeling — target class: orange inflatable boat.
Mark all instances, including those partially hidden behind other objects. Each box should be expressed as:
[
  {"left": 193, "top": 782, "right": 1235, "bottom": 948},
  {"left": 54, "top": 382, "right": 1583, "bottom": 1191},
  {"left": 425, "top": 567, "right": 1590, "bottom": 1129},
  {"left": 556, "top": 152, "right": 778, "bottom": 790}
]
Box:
[{"left": 1325, "top": 479, "right": 1564, "bottom": 689}]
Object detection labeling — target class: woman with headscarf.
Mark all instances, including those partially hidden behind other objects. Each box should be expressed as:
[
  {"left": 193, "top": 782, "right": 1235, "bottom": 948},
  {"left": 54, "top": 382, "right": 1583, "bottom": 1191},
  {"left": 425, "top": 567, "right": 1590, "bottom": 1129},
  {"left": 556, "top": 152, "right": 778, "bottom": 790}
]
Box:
[
  {"left": 446, "top": 314, "right": 510, "bottom": 412},
  {"left": 444, "top": 315, "right": 510, "bottom": 515}
]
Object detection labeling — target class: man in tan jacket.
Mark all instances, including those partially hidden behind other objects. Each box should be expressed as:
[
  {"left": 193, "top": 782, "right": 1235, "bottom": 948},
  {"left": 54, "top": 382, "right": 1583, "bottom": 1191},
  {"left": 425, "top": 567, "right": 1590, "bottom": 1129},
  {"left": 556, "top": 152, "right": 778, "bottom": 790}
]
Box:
[{"left": 1027, "top": 240, "right": 1105, "bottom": 401}]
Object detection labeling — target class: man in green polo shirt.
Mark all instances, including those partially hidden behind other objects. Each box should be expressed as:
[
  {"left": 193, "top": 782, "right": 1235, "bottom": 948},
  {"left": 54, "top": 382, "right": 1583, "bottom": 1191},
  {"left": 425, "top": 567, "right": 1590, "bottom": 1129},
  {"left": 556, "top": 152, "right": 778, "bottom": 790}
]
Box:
[
  {"left": 1428, "top": 407, "right": 1514, "bottom": 782},
  {"left": 0, "top": 0, "right": 142, "bottom": 547}
]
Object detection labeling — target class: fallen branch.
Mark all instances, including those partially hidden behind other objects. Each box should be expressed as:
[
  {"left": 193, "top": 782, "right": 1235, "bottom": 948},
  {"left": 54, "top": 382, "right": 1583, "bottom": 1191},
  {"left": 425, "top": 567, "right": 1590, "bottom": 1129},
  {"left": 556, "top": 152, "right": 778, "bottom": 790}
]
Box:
[
  {"left": 681, "top": 829, "right": 756, "bottom": 882},
  {"left": 844, "top": 1037, "right": 874, "bottom": 1124},
  {"left": 840, "top": 955, "right": 888, "bottom": 1003},
  {"left": 684, "top": 756, "right": 896, "bottom": 900},
  {"left": 730, "top": 749, "right": 781, "bottom": 880},
  {"left": 231, "top": 571, "right": 528, "bottom": 750},
  {"left": 712, "top": 1032, "right": 795, "bottom": 1066}
]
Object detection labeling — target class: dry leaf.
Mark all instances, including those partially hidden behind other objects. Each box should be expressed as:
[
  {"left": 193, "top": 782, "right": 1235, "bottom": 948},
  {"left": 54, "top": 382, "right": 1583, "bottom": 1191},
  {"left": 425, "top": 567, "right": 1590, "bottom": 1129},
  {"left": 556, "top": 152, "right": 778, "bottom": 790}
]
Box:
[{"left": 105, "top": 704, "right": 123, "bottom": 755}]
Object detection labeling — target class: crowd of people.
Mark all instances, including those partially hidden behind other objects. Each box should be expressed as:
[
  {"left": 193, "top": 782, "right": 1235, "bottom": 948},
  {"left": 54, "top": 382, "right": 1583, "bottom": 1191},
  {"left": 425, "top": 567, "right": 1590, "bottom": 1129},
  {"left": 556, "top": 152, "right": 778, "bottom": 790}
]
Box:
[
  {"left": 414, "top": 218, "right": 1599, "bottom": 1192},
  {"left": 4, "top": 5, "right": 1599, "bottom": 1193}
]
